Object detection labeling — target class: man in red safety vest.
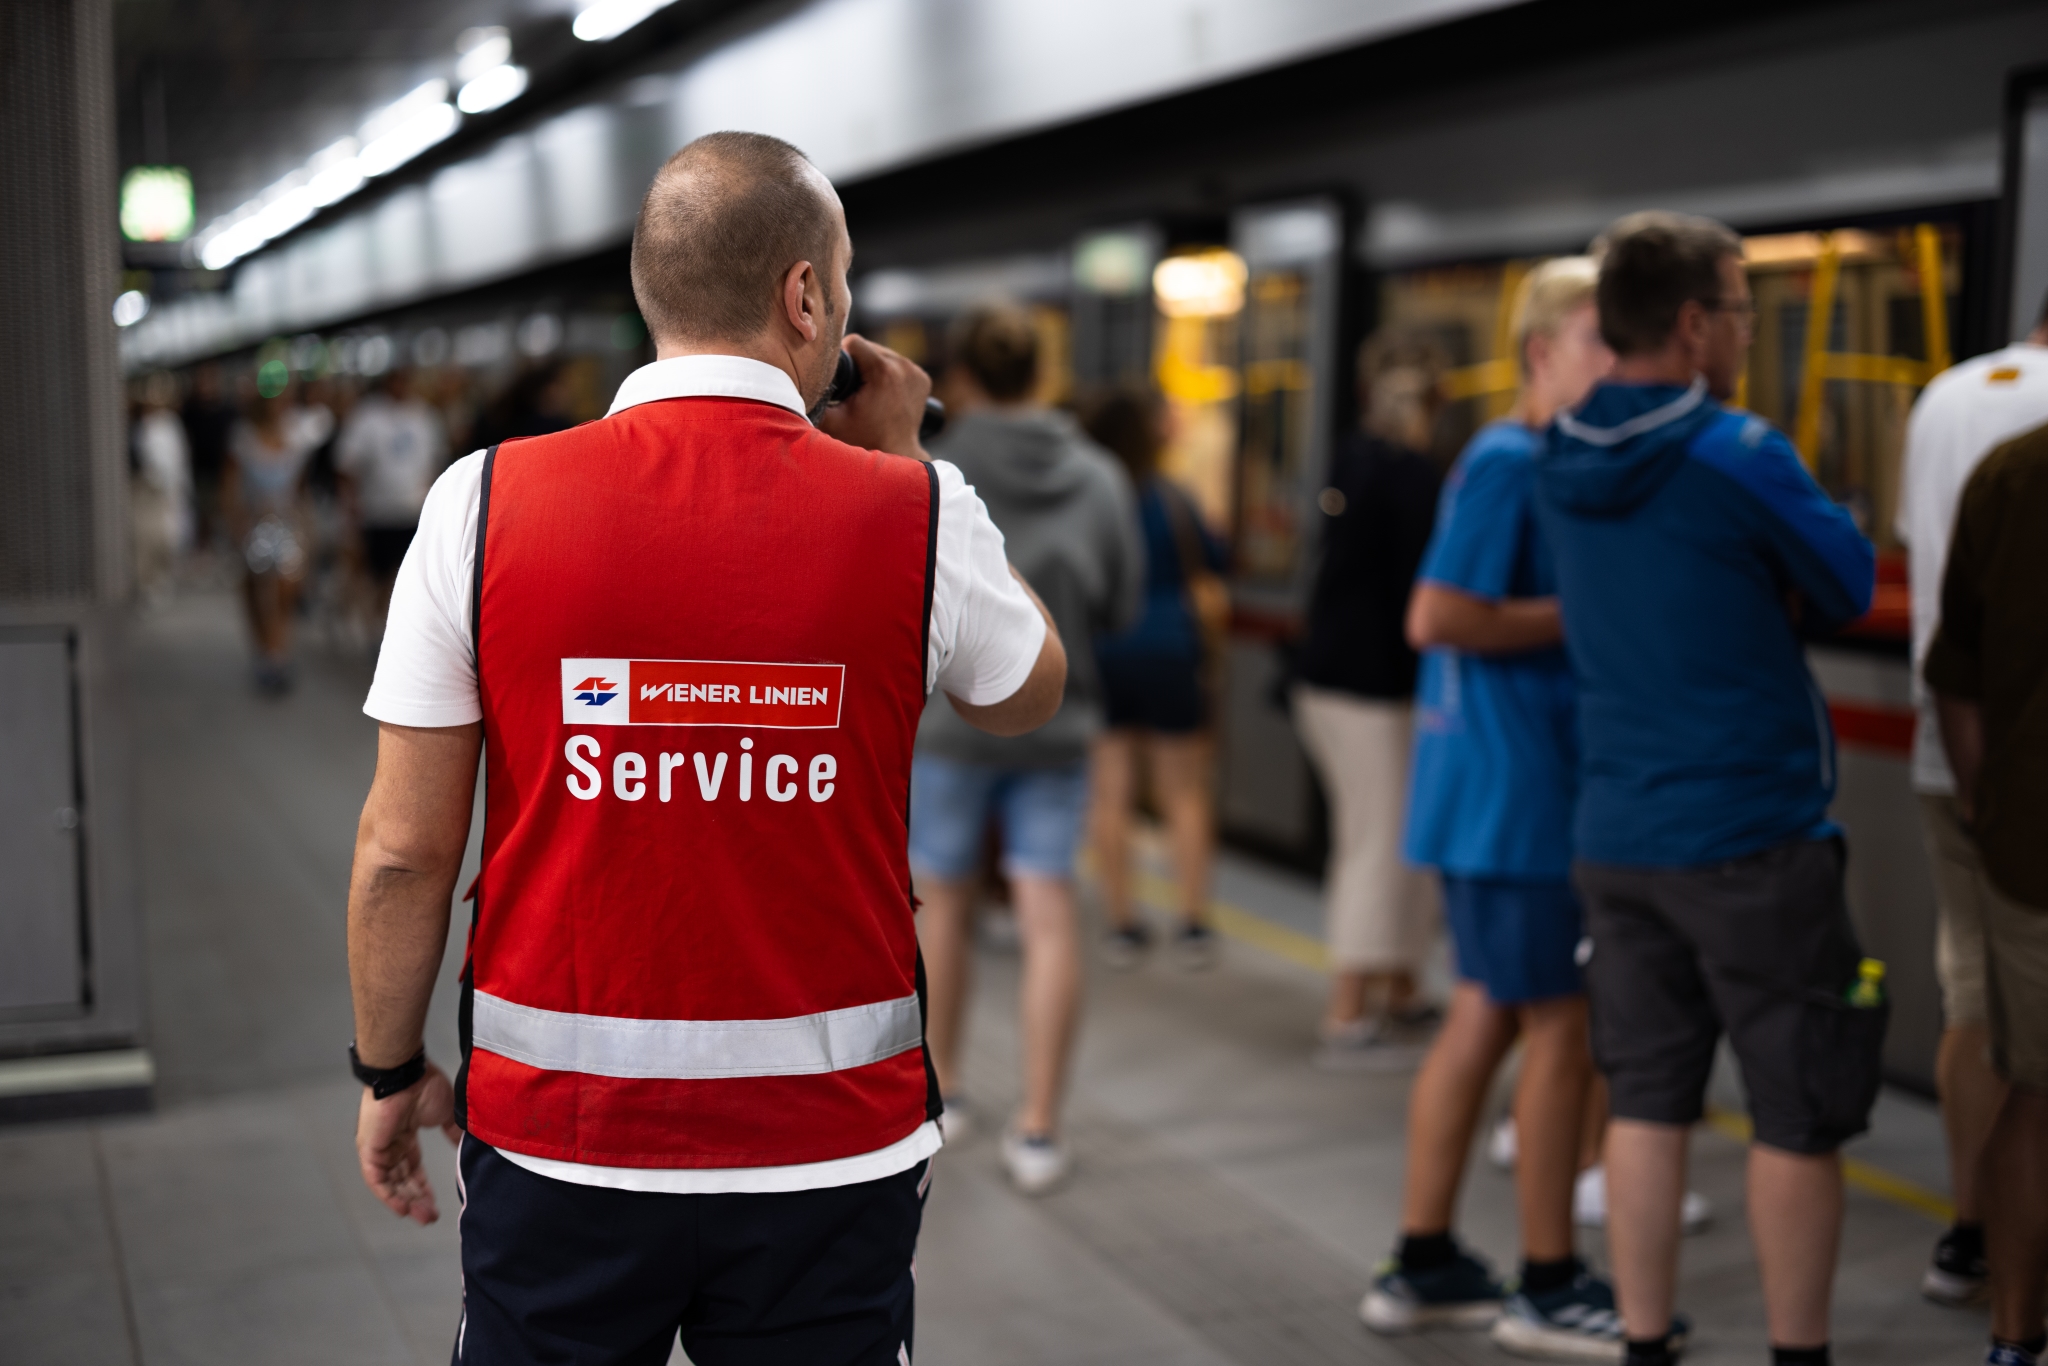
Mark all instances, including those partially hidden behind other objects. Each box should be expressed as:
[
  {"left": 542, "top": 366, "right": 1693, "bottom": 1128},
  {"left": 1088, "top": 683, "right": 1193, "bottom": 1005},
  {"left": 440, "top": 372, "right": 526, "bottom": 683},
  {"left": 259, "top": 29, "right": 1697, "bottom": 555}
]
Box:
[{"left": 344, "top": 130, "right": 1065, "bottom": 1365}]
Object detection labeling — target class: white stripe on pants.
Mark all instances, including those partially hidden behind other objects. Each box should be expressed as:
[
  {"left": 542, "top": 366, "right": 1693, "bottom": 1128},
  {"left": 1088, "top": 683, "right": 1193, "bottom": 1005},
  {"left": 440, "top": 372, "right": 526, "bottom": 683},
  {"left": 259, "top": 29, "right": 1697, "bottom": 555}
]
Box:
[{"left": 1292, "top": 684, "right": 1439, "bottom": 973}]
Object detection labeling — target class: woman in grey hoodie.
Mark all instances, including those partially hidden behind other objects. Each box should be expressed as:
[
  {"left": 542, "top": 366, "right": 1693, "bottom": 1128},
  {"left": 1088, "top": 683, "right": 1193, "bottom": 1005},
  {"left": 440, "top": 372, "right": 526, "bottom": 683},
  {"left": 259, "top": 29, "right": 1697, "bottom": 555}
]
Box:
[{"left": 911, "top": 303, "right": 1143, "bottom": 1193}]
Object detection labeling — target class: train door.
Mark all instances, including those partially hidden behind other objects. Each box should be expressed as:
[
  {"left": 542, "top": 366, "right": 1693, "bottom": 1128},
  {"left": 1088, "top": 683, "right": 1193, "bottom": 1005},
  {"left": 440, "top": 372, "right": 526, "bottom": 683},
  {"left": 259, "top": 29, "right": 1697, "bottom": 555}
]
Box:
[{"left": 1212, "top": 200, "right": 1345, "bottom": 864}]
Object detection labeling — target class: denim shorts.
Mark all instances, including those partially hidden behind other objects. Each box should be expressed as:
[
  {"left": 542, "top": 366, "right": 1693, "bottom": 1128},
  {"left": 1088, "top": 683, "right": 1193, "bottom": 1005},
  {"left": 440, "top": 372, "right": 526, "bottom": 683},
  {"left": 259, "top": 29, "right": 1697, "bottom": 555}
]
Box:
[{"left": 908, "top": 755, "right": 1090, "bottom": 881}]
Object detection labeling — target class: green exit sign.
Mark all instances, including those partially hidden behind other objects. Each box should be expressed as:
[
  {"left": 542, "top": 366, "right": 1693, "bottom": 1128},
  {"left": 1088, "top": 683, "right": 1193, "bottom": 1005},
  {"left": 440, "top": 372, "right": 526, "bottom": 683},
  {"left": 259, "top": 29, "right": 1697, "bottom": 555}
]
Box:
[{"left": 120, "top": 165, "right": 193, "bottom": 243}]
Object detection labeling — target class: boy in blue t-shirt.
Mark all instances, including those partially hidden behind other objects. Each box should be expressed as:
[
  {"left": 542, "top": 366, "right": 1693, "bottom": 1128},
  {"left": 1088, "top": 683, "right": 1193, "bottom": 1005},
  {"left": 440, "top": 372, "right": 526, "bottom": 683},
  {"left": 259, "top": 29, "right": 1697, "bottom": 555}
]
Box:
[{"left": 1363, "top": 259, "right": 1637, "bottom": 1357}]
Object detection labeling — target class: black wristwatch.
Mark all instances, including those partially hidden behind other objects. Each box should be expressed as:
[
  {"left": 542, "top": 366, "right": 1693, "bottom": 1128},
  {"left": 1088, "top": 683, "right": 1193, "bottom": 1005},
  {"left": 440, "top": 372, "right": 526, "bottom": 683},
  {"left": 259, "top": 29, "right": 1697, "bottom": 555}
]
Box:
[{"left": 350, "top": 1043, "right": 428, "bottom": 1099}]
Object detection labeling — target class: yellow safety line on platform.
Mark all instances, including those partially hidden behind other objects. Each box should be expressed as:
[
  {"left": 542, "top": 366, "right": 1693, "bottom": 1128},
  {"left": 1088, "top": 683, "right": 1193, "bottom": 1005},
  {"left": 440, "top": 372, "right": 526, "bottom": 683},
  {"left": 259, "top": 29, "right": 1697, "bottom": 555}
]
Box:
[
  {"left": 1703, "top": 1110, "right": 1954, "bottom": 1225},
  {"left": 1122, "top": 861, "right": 1953, "bottom": 1227},
  {"left": 1129, "top": 869, "right": 1329, "bottom": 971}
]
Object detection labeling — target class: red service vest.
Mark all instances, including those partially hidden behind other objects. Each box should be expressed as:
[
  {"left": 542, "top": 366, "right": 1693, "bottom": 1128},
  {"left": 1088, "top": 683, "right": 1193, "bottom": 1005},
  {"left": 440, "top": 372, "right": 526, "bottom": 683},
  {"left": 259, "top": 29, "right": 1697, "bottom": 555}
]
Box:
[{"left": 461, "top": 397, "right": 940, "bottom": 1169}]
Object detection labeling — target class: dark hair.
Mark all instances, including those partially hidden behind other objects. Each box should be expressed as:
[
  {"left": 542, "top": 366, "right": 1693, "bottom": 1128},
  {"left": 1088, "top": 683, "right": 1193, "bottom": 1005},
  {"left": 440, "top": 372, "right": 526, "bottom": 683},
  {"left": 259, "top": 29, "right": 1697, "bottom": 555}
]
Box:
[
  {"left": 949, "top": 302, "right": 1039, "bottom": 401},
  {"left": 1592, "top": 211, "right": 1744, "bottom": 356},
  {"left": 630, "top": 132, "right": 839, "bottom": 345},
  {"left": 1079, "top": 385, "right": 1162, "bottom": 481}
]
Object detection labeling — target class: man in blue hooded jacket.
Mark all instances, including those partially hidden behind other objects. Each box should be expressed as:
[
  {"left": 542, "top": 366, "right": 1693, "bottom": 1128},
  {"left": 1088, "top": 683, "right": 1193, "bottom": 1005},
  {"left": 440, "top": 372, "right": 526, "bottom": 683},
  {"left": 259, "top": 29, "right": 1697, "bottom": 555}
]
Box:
[{"left": 1534, "top": 212, "right": 1878, "bottom": 1366}]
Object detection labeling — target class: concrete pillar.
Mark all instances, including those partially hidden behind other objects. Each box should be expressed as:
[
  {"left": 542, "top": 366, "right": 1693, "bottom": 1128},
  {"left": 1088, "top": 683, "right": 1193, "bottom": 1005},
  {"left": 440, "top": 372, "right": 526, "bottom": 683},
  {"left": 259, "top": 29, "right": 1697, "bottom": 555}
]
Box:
[{"left": 0, "top": 0, "right": 151, "bottom": 1118}]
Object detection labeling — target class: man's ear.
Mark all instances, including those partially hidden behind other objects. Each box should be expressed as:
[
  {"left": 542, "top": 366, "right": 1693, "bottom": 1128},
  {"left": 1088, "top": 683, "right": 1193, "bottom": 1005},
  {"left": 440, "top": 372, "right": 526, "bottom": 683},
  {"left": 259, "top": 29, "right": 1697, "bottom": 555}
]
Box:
[{"left": 781, "top": 260, "right": 820, "bottom": 344}]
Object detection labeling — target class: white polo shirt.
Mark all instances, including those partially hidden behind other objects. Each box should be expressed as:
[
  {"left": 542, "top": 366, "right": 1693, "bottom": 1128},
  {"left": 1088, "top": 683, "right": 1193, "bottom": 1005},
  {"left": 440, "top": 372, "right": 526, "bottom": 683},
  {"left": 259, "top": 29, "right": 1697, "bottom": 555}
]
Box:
[
  {"left": 363, "top": 354, "right": 1045, "bottom": 1193},
  {"left": 1896, "top": 341, "right": 2048, "bottom": 793}
]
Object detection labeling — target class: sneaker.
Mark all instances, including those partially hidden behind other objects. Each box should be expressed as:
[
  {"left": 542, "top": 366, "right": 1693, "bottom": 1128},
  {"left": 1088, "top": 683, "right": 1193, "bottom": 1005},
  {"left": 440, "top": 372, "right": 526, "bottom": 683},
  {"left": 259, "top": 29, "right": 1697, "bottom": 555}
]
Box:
[
  {"left": 1573, "top": 1165, "right": 1712, "bottom": 1235},
  {"left": 1100, "top": 923, "right": 1152, "bottom": 971},
  {"left": 1359, "top": 1245, "right": 1504, "bottom": 1333},
  {"left": 1489, "top": 1115, "right": 1519, "bottom": 1170},
  {"left": 1489, "top": 1268, "right": 1627, "bottom": 1361},
  {"left": 1922, "top": 1224, "right": 1989, "bottom": 1307},
  {"left": 939, "top": 1095, "right": 973, "bottom": 1143},
  {"left": 1171, "top": 921, "right": 1218, "bottom": 970},
  {"left": 1001, "top": 1130, "right": 1070, "bottom": 1194},
  {"left": 1986, "top": 1345, "right": 2041, "bottom": 1366}
]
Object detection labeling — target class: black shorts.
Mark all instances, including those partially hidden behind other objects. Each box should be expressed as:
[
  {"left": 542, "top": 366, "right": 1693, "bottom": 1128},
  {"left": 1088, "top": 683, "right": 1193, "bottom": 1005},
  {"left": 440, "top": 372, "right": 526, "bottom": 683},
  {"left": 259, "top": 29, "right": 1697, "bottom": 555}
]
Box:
[
  {"left": 1099, "top": 647, "right": 1206, "bottom": 733},
  {"left": 362, "top": 524, "right": 417, "bottom": 580},
  {"left": 454, "top": 1138, "right": 928, "bottom": 1366},
  {"left": 1575, "top": 837, "right": 1887, "bottom": 1155}
]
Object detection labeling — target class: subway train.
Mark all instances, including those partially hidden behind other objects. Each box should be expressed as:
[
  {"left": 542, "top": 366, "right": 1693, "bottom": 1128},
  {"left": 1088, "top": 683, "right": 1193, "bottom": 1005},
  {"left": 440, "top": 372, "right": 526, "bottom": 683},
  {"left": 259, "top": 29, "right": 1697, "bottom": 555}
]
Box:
[{"left": 123, "top": 0, "right": 2048, "bottom": 1096}]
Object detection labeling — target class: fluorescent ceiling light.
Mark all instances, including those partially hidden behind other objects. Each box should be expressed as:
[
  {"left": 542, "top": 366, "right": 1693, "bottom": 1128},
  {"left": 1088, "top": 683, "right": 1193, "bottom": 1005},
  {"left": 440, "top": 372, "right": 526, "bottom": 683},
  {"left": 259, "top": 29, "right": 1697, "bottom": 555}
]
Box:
[
  {"left": 189, "top": 77, "right": 466, "bottom": 272},
  {"left": 458, "top": 64, "right": 528, "bottom": 115},
  {"left": 456, "top": 28, "right": 512, "bottom": 83},
  {"left": 1153, "top": 250, "right": 1248, "bottom": 318},
  {"left": 358, "top": 99, "right": 460, "bottom": 177},
  {"left": 573, "top": 0, "right": 678, "bottom": 43},
  {"left": 360, "top": 80, "right": 452, "bottom": 143},
  {"left": 112, "top": 290, "right": 151, "bottom": 327},
  {"left": 307, "top": 138, "right": 365, "bottom": 207}
]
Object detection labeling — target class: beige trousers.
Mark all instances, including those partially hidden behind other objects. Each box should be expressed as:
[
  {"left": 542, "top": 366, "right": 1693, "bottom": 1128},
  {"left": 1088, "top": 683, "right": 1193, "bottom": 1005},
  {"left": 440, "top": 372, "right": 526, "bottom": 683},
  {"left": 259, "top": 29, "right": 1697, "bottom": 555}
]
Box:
[{"left": 1293, "top": 684, "right": 1440, "bottom": 973}]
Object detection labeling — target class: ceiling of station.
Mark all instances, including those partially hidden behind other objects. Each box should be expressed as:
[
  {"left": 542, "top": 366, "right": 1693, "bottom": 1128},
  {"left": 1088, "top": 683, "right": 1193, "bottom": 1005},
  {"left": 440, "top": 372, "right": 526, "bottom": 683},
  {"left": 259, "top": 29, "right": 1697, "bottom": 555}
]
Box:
[{"left": 113, "top": 0, "right": 578, "bottom": 226}]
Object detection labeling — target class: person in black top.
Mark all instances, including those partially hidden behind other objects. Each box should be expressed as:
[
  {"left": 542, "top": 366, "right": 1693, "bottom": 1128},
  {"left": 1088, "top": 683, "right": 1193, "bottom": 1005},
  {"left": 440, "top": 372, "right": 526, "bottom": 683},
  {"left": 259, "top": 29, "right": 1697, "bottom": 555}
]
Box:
[
  {"left": 1293, "top": 330, "right": 1447, "bottom": 1069},
  {"left": 180, "top": 360, "right": 237, "bottom": 556}
]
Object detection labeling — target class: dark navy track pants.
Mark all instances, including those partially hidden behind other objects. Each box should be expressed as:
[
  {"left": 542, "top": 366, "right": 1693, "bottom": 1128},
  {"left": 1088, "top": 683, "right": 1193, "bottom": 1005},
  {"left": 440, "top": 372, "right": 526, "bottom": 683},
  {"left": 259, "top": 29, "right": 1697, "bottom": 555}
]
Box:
[{"left": 454, "top": 1138, "right": 928, "bottom": 1366}]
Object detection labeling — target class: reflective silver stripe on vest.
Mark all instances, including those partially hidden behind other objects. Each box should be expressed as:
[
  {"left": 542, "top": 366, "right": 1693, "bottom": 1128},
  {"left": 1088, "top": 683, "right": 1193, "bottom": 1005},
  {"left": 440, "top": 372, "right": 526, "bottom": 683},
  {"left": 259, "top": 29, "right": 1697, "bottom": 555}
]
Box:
[{"left": 472, "top": 990, "right": 924, "bottom": 1080}]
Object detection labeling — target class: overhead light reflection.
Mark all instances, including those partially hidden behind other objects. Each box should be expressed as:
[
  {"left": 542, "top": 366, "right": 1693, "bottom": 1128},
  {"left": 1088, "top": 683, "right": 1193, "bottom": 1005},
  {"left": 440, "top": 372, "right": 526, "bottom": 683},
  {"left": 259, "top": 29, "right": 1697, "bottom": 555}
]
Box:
[
  {"left": 112, "top": 290, "right": 151, "bottom": 327},
  {"left": 573, "top": 0, "right": 679, "bottom": 42}
]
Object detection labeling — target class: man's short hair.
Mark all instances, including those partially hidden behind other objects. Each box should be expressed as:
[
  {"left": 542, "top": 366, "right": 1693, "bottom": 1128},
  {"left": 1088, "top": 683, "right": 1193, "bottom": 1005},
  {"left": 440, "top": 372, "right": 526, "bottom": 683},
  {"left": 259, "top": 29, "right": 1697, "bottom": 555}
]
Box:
[
  {"left": 630, "top": 131, "right": 839, "bottom": 345},
  {"left": 1591, "top": 211, "right": 1744, "bottom": 356},
  {"left": 950, "top": 302, "right": 1040, "bottom": 402}
]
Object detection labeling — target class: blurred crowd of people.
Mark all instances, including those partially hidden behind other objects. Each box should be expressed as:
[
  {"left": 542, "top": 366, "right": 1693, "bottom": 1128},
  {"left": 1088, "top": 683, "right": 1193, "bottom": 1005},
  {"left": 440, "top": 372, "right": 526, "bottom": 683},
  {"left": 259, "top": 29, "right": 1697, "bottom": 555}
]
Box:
[{"left": 125, "top": 356, "right": 577, "bottom": 692}]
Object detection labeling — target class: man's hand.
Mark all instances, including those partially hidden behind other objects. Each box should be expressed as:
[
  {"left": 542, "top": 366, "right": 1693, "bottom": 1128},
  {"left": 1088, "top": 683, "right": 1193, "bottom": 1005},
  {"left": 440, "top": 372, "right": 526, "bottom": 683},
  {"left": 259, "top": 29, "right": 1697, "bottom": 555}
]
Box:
[
  {"left": 347, "top": 720, "right": 478, "bottom": 1223},
  {"left": 815, "top": 334, "right": 932, "bottom": 460},
  {"left": 356, "top": 1062, "right": 462, "bottom": 1224}
]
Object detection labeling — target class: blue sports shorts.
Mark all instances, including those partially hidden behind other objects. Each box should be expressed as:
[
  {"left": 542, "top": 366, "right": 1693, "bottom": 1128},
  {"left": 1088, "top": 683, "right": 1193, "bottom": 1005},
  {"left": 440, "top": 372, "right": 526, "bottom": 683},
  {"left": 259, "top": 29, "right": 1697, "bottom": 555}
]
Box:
[
  {"left": 1442, "top": 876, "right": 1586, "bottom": 1005},
  {"left": 908, "top": 755, "right": 1089, "bottom": 881}
]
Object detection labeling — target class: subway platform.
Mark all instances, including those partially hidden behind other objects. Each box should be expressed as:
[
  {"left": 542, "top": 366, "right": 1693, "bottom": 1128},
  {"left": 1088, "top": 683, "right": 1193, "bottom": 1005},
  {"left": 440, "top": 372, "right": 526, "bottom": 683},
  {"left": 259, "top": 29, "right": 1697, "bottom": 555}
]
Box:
[{"left": 0, "top": 591, "right": 1989, "bottom": 1364}]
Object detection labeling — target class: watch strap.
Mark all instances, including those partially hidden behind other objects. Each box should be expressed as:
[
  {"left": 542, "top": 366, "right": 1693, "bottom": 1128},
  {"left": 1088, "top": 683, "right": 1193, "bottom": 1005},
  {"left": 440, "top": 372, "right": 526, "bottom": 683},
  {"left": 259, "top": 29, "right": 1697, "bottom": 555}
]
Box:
[{"left": 350, "top": 1044, "right": 427, "bottom": 1099}]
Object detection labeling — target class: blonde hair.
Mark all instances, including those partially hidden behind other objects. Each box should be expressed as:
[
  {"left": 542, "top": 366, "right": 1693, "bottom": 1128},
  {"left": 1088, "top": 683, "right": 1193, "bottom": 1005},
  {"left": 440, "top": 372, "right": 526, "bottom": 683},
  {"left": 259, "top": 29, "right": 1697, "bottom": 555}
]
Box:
[{"left": 1511, "top": 256, "right": 1599, "bottom": 375}]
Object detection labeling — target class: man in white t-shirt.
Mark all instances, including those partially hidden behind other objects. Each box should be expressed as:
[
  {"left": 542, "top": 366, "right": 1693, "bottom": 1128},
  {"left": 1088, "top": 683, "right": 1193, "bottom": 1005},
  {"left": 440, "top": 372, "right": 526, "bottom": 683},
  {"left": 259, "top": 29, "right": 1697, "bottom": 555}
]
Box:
[
  {"left": 336, "top": 367, "right": 448, "bottom": 609},
  {"left": 345, "top": 132, "right": 1064, "bottom": 1365},
  {"left": 1896, "top": 292, "right": 2048, "bottom": 1310}
]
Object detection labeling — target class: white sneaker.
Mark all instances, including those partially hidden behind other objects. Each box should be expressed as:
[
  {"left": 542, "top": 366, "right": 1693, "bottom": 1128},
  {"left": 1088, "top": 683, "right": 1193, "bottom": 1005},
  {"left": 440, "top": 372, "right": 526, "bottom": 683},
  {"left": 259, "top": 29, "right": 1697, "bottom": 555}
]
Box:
[
  {"left": 1573, "top": 1165, "right": 1713, "bottom": 1234},
  {"left": 1001, "top": 1130, "right": 1070, "bottom": 1194},
  {"left": 1488, "top": 1116, "right": 1519, "bottom": 1170},
  {"left": 939, "top": 1095, "right": 973, "bottom": 1143}
]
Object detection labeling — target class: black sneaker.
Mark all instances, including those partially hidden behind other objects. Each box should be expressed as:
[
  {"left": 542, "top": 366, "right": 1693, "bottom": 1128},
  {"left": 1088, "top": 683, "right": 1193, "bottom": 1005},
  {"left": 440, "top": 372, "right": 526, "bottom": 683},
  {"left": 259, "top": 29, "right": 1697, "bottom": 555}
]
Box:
[
  {"left": 1171, "top": 921, "right": 1218, "bottom": 970},
  {"left": 1359, "top": 1244, "right": 1504, "bottom": 1333},
  {"left": 1922, "top": 1224, "right": 1989, "bottom": 1307},
  {"left": 1100, "top": 923, "right": 1152, "bottom": 971}
]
